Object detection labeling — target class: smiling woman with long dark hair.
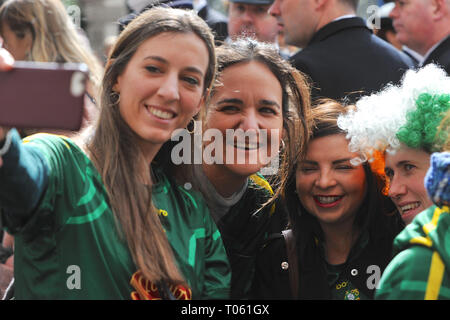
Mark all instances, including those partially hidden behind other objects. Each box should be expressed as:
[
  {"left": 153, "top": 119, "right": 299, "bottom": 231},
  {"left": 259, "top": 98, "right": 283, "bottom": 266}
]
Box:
[
  {"left": 252, "top": 100, "right": 404, "bottom": 300},
  {"left": 0, "top": 7, "right": 230, "bottom": 300}
]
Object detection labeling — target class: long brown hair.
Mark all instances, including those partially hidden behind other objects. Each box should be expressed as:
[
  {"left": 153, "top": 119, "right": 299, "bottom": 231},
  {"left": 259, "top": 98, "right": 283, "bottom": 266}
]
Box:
[{"left": 86, "top": 7, "right": 216, "bottom": 286}]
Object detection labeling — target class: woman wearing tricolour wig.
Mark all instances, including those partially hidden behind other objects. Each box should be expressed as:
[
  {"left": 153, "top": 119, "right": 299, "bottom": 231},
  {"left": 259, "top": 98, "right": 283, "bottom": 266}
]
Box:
[
  {"left": 338, "top": 64, "right": 450, "bottom": 226},
  {"left": 0, "top": 7, "right": 230, "bottom": 299}
]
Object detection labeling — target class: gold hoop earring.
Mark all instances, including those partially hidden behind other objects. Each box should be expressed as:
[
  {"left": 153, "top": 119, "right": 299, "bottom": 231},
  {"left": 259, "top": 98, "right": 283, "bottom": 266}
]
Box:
[
  {"left": 279, "top": 139, "right": 286, "bottom": 152},
  {"left": 111, "top": 91, "right": 120, "bottom": 106},
  {"left": 186, "top": 118, "right": 196, "bottom": 134}
]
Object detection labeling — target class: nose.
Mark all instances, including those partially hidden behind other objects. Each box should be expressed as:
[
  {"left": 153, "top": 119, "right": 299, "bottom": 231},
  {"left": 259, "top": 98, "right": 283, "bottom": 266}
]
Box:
[
  {"left": 241, "top": 10, "right": 254, "bottom": 24},
  {"left": 268, "top": 0, "right": 280, "bottom": 17},
  {"left": 156, "top": 72, "right": 180, "bottom": 102},
  {"left": 314, "top": 169, "right": 337, "bottom": 190},
  {"left": 238, "top": 109, "right": 260, "bottom": 131},
  {"left": 388, "top": 176, "right": 407, "bottom": 200},
  {"left": 389, "top": 5, "right": 398, "bottom": 19}
]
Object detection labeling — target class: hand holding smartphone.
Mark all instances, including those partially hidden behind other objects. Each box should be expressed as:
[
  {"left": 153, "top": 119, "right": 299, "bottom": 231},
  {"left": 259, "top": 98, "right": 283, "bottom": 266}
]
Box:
[{"left": 0, "top": 61, "right": 89, "bottom": 131}]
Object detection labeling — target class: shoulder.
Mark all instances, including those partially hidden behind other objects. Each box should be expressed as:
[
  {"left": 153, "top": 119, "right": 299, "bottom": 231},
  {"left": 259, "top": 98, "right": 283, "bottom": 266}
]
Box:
[
  {"left": 253, "top": 232, "right": 291, "bottom": 299},
  {"left": 258, "top": 232, "right": 287, "bottom": 263},
  {"left": 424, "top": 36, "right": 450, "bottom": 71},
  {"left": 23, "top": 133, "right": 78, "bottom": 154},
  {"left": 155, "top": 169, "right": 209, "bottom": 213},
  {"left": 376, "top": 246, "right": 436, "bottom": 299},
  {"left": 247, "top": 174, "right": 276, "bottom": 215},
  {"left": 248, "top": 174, "right": 274, "bottom": 195},
  {"left": 22, "top": 133, "right": 90, "bottom": 174}
]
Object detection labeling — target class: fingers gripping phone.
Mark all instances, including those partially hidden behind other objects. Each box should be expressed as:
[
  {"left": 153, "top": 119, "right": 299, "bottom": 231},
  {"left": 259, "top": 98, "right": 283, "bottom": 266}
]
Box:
[{"left": 0, "top": 61, "right": 89, "bottom": 131}]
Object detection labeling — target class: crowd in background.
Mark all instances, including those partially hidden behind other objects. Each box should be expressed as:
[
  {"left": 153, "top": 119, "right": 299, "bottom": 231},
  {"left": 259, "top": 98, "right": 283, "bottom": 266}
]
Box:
[{"left": 0, "top": 0, "right": 449, "bottom": 301}]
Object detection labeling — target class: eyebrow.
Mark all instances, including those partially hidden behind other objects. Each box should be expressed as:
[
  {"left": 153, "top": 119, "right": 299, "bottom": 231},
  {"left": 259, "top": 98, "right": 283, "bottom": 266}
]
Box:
[
  {"left": 143, "top": 56, "right": 204, "bottom": 77},
  {"left": 261, "top": 99, "right": 281, "bottom": 109},
  {"left": 301, "top": 158, "right": 354, "bottom": 165},
  {"left": 217, "top": 98, "right": 243, "bottom": 105},
  {"left": 216, "top": 98, "right": 281, "bottom": 109},
  {"left": 392, "top": 160, "right": 412, "bottom": 169}
]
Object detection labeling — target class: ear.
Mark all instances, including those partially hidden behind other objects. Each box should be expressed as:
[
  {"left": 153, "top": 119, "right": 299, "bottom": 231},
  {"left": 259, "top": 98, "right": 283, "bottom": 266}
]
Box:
[
  {"left": 112, "top": 74, "right": 121, "bottom": 93},
  {"left": 314, "top": 0, "right": 328, "bottom": 10},
  {"left": 431, "top": 0, "right": 447, "bottom": 20}
]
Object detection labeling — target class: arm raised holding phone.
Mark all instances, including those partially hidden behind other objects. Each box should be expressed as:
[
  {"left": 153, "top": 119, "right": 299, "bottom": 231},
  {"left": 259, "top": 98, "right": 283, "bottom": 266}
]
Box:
[{"left": 0, "top": 45, "right": 14, "bottom": 167}]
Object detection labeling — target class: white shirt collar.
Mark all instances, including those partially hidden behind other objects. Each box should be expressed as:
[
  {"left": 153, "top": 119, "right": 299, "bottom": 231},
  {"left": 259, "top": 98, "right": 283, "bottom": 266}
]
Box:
[{"left": 332, "top": 14, "right": 357, "bottom": 22}]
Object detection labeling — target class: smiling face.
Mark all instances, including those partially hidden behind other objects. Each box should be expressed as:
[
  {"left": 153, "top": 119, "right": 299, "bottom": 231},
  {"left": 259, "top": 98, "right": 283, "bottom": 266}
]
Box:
[
  {"left": 205, "top": 60, "right": 283, "bottom": 178},
  {"left": 113, "top": 32, "right": 209, "bottom": 157},
  {"left": 384, "top": 145, "right": 433, "bottom": 224},
  {"left": 296, "top": 134, "right": 367, "bottom": 227}
]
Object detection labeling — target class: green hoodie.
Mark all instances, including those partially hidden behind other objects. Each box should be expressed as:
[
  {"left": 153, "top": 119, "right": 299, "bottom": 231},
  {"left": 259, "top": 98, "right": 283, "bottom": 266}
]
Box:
[{"left": 376, "top": 205, "right": 450, "bottom": 299}]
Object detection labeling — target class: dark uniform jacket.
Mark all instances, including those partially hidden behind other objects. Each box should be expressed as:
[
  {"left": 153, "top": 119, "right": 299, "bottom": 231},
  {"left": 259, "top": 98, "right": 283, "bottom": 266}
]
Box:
[
  {"left": 198, "top": 4, "right": 228, "bottom": 44},
  {"left": 290, "top": 17, "right": 414, "bottom": 103},
  {"left": 423, "top": 35, "right": 450, "bottom": 75}
]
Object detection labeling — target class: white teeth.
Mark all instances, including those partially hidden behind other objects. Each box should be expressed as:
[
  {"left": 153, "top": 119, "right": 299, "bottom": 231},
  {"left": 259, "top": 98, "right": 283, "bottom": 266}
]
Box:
[
  {"left": 400, "top": 202, "right": 420, "bottom": 212},
  {"left": 234, "top": 142, "right": 258, "bottom": 150},
  {"left": 316, "top": 196, "right": 341, "bottom": 204},
  {"left": 148, "top": 106, "right": 174, "bottom": 119}
]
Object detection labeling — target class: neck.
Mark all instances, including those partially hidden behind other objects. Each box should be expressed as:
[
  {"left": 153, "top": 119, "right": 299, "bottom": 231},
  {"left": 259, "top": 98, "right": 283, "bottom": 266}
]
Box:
[
  {"left": 418, "top": 32, "right": 450, "bottom": 56},
  {"left": 138, "top": 139, "right": 163, "bottom": 166},
  {"left": 320, "top": 220, "right": 360, "bottom": 265},
  {"left": 202, "top": 163, "right": 247, "bottom": 198},
  {"left": 316, "top": 2, "right": 355, "bottom": 32}
]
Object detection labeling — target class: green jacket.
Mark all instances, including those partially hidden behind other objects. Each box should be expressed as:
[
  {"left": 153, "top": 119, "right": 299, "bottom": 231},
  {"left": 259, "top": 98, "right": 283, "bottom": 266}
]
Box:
[
  {"left": 0, "top": 130, "right": 230, "bottom": 299},
  {"left": 376, "top": 205, "right": 450, "bottom": 299}
]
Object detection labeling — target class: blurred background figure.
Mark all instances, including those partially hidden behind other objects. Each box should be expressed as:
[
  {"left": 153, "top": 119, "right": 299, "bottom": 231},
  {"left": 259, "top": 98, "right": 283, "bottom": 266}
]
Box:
[
  {"left": 372, "top": 2, "right": 420, "bottom": 66},
  {"left": 226, "top": 0, "right": 278, "bottom": 44},
  {"left": 389, "top": 0, "right": 450, "bottom": 73},
  {"left": 372, "top": 2, "right": 401, "bottom": 49},
  {"left": 268, "top": 0, "right": 414, "bottom": 103},
  {"left": 195, "top": 0, "right": 228, "bottom": 43},
  {"left": 102, "top": 34, "right": 117, "bottom": 64},
  {"left": 119, "top": 0, "right": 228, "bottom": 43},
  {"left": 0, "top": 0, "right": 103, "bottom": 134}
]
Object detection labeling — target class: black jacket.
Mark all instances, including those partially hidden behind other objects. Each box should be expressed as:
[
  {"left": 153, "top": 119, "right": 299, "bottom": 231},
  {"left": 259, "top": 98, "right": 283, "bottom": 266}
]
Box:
[
  {"left": 216, "top": 174, "right": 287, "bottom": 299},
  {"left": 252, "top": 229, "right": 399, "bottom": 299},
  {"left": 290, "top": 17, "right": 414, "bottom": 103},
  {"left": 423, "top": 35, "right": 450, "bottom": 75}
]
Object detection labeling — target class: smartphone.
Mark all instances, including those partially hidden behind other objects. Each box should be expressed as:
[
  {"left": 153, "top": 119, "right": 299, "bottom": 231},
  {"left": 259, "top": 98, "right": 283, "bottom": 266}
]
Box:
[{"left": 0, "top": 61, "right": 89, "bottom": 131}]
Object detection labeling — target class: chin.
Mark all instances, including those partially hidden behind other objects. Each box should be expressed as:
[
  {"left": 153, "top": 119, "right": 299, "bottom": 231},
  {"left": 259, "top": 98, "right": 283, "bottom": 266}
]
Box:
[{"left": 225, "top": 163, "right": 264, "bottom": 179}]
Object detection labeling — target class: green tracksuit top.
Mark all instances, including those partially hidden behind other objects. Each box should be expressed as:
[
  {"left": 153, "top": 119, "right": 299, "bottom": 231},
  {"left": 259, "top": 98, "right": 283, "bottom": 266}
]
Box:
[
  {"left": 0, "top": 132, "right": 230, "bottom": 299},
  {"left": 376, "top": 205, "right": 450, "bottom": 299}
]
